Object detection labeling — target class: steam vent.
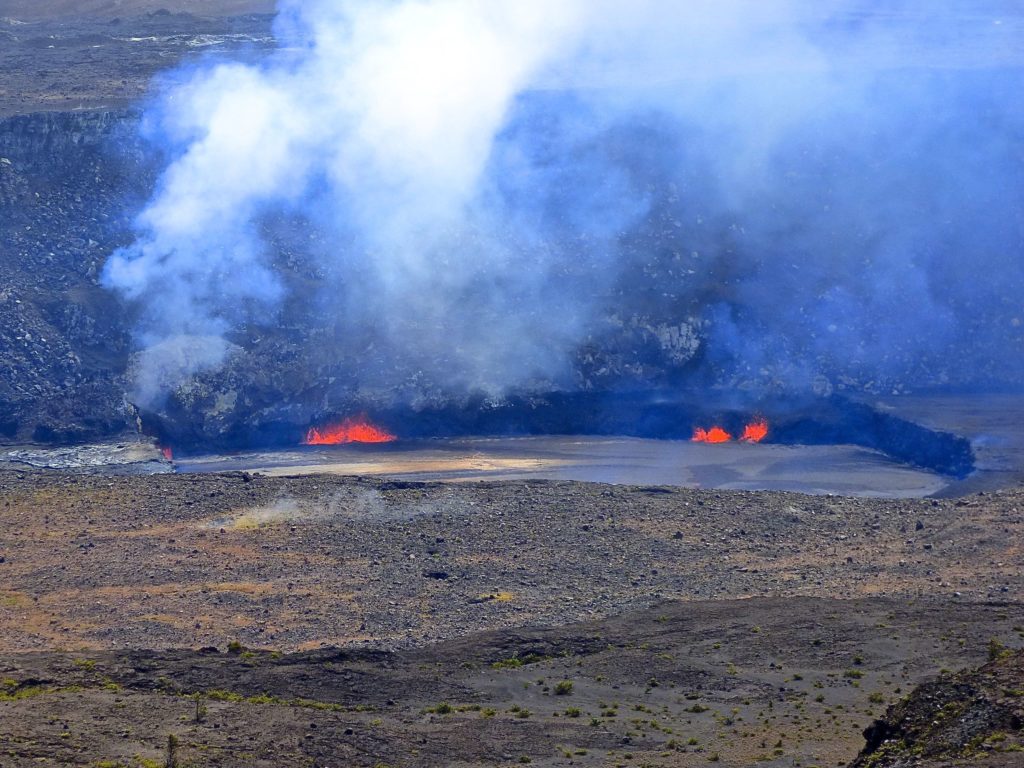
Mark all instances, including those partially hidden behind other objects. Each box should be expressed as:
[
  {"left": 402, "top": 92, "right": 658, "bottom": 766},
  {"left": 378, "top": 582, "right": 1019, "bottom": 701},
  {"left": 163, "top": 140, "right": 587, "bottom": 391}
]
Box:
[{"left": 0, "top": 2, "right": 1021, "bottom": 767}]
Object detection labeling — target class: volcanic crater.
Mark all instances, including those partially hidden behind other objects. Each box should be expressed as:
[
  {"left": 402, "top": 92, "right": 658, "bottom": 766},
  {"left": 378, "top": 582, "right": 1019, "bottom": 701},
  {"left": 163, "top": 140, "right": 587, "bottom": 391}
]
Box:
[{"left": 0, "top": 3, "right": 1022, "bottom": 768}]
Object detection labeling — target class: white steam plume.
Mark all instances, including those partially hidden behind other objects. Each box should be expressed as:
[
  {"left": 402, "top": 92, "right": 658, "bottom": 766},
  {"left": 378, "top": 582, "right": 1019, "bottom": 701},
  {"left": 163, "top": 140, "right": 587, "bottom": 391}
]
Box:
[
  {"left": 105, "top": 0, "right": 587, "bottom": 402},
  {"left": 105, "top": 0, "right": 1024, "bottom": 406}
]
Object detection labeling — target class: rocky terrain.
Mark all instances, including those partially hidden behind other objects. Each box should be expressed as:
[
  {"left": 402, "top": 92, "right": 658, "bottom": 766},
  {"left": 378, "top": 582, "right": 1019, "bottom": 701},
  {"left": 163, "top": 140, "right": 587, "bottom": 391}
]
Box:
[
  {"left": 0, "top": 470, "right": 1021, "bottom": 651},
  {"left": 851, "top": 649, "right": 1024, "bottom": 768},
  {"left": 0, "top": 469, "right": 1021, "bottom": 766},
  {"left": 0, "top": 598, "right": 1020, "bottom": 768}
]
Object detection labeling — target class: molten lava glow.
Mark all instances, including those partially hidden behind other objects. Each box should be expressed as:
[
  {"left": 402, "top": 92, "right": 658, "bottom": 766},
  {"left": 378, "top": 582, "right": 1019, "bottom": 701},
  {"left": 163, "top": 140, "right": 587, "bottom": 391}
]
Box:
[
  {"left": 160, "top": 446, "right": 173, "bottom": 461},
  {"left": 303, "top": 417, "right": 397, "bottom": 445},
  {"left": 740, "top": 419, "right": 769, "bottom": 443},
  {"left": 692, "top": 419, "right": 769, "bottom": 444},
  {"left": 692, "top": 426, "right": 733, "bottom": 443}
]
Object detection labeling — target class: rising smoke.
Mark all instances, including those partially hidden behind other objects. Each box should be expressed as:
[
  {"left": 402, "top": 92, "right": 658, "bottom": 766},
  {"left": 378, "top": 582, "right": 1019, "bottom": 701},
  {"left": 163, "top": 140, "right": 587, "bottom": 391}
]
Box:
[{"left": 104, "top": 0, "right": 1024, "bottom": 408}]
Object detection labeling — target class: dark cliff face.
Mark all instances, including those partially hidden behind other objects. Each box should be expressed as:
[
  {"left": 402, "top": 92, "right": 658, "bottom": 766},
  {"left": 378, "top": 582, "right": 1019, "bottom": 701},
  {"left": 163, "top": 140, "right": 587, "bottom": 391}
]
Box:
[
  {"left": 0, "top": 110, "right": 145, "bottom": 443},
  {"left": 0, "top": 94, "right": 716, "bottom": 449},
  {"left": 0, "top": 111, "right": 133, "bottom": 163},
  {"left": 0, "top": 109, "right": 708, "bottom": 448}
]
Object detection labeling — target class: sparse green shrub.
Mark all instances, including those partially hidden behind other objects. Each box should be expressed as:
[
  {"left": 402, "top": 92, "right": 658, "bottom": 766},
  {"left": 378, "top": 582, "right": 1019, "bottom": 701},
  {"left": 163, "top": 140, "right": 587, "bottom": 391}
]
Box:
[
  {"left": 988, "top": 638, "right": 1011, "bottom": 661},
  {"left": 0, "top": 684, "right": 48, "bottom": 702},
  {"left": 492, "top": 652, "right": 546, "bottom": 669}
]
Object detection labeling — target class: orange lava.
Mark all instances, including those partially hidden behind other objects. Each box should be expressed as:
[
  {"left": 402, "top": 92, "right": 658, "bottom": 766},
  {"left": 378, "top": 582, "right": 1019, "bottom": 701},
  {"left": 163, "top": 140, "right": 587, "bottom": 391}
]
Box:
[
  {"left": 692, "top": 419, "right": 769, "bottom": 444},
  {"left": 160, "top": 446, "right": 173, "bottom": 461},
  {"left": 740, "top": 419, "right": 769, "bottom": 443},
  {"left": 692, "top": 426, "right": 733, "bottom": 443},
  {"left": 303, "top": 417, "right": 397, "bottom": 445}
]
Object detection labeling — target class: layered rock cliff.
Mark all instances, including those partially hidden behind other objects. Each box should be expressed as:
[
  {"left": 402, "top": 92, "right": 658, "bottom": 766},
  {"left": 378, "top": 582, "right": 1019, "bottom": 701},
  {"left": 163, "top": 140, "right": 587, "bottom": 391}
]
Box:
[{"left": 0, "top": 110, "right": 145, "bottom": 442}]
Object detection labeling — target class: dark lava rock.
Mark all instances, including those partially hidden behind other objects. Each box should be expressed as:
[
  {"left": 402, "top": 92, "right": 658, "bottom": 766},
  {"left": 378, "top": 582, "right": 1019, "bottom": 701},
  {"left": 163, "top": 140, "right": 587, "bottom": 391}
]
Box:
[{"left": 849, "top": 649, "right": 1024, "bottom": 767}]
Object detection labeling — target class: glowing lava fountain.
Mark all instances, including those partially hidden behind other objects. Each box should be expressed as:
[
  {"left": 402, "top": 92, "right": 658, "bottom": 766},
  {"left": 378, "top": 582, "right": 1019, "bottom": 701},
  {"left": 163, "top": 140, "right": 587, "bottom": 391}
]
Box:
[
  {"left": 692, "top": 426, "right": 733, "bottom": 443},
  {"left": 692, "top": 419, "right": 769, "bottom": 444},
  {"left": 303, "top": 417, "right": 397, "bottom": 445},
  {"left": 740, "top": 419, "right": 769, "bottom": 443}
]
